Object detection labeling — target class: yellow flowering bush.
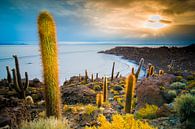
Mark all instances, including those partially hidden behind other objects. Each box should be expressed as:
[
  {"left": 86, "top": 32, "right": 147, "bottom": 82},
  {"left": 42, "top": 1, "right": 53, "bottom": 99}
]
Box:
[
  {"left": 136, "top": 104, "right": 158, "bottom": 119},
  {"left": 85, "top": 114, "right": 156, "bottom": 129}
]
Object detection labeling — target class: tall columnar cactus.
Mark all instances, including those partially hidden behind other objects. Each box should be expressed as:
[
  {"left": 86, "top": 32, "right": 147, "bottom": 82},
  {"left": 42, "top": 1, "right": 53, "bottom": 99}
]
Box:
[
  {"left": 135, "top": 58, "right": 144, "bottom": 80},
  {"left": 12, "top": 55, "right": 29, "bottom": 99},
  {"left": 103, "top": 77, "right": 108, "bottom": 102},
  {"left": 125, "top": 73, "right": 136, "bottom": 113},
  {"left": 111, "top": 62, "right": 115, "bottom": 81},
  {"left": 6, "top": 66, "right": 12, "bottom": 83},
  {"left": 91, "top": 74, "right": 94, "bottom": 82},
  {"left": 146, "top": 63, "right": 152, "bottom": 78},
  {"left": 38, "top": 11, "right": 61, "bottom": 118},
  {"left": 96, "top": 73, "right": 98, "bottom": 80},
  {"left": 96, "top": 93, "right": 103, "bottom": 108},
  {"left": 85, "top": 69, "right": 88, "bottom": 84},
  {"left": 78, "top": 74, "right": 81, "bottom": 82}
]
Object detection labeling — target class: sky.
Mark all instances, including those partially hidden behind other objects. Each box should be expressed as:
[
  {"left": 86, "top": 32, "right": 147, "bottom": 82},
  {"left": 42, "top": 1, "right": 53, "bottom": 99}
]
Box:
[{"left": 0, "top": 0, "right": 195, "bottom": 44}]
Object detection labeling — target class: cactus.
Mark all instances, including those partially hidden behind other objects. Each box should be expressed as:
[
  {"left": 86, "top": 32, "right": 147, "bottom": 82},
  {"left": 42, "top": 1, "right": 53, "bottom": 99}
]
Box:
[
  {"left": 125, "top": 73, "right": 136, "bottom": 113},
  {"left": 146, "top": 63, "right": 152, "bottom": 78},
  {"left": 115, "top": 72, "right": 120, "bottom": 78},
  {"left": 38, "top": 11, "right": 61, "bottom": 118},
  {"left": 103, "top": 77, "right": 108, "bottom": 102},
  {"left": 85, "top": 70, "right": 88, "bottom": 84},
  {"left": 6, "top": 66, "right": 12, "bottom": 84},
  {"left": 159, "top": 70, "right": 164, "bottom": 76},
  {"left": 111, "top": 62, "right": 115, "bottom": 81},
  {"left": 96, "top": 93, "right": 103, "bottom": 108},
  {"left": 135, "top": 58, "right": 144, "bottom": 80},
  {"left": 78, "top": 74, "right": 81, "bottom": 82},
  {"left": 96, "top": 73, "right": 98, "bottom": 80},
  {"left": 149, "top": 65, "right": 154, "bottom": 76},
  {"left": 91, "top": 74, "right": 94, "bottom": 82},
  {"left": 12, "top": 55, "right": 29, "bottom": 99}
]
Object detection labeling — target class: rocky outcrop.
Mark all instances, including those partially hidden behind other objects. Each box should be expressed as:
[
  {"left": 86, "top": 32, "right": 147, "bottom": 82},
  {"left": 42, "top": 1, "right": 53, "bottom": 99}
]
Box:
[
  {"left": 61, "top": 85, "right": 96, "bottom": 105},
  {"left": 136, "top": 74, "right": 176, "bottom": 109}
]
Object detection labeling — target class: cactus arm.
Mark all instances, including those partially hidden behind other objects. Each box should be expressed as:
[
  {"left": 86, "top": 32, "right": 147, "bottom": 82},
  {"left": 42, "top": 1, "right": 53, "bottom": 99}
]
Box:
[
  {"left": 12, "top": 69, "right": 21, "bottom": 93},
  {"left": 115, "top": 72, "right": 120, "bottom": 78},
  {"left": 13, "top": 55, "right": 23, "bottom": 89},
  {"left": 24, "top": 72, "right": 29, "bottom": 90}
]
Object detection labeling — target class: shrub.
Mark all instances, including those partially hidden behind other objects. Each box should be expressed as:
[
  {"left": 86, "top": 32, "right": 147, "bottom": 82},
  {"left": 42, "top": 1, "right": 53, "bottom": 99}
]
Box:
[
  {"left": 170, "top": 82, "right": 186, "bottom": 89},
  {"left": 136, "top": 104, "right": 158, "bottom": 119},
  {"left": 174, "top": 94, "right": 195, "bottom": 122},
  {"left": 85, "top": 104, "right": 98, "bottom": 115},
  {"left": 20, "top": 117, "right": 70, "bottom": 129},
  {"left": 167, "top": 90, "right": 177, "bottom": 100},
  {"left": 186, "top": 75, "right": 194, "bottom": 81},
  {"left": 190, "top": 89, "right": 195, "bottom": 95},
  {"left": 93, "top": 85, "right": 101, "bottom": 91},
  {"left": 175, "top": 76, "right": 183, "bottom": 82},
  {"left": 85, "top": 114, "right": 156, "bottom": 129},
  {"left": 187, "top": 80, "right": 195, "bottom": 89}
]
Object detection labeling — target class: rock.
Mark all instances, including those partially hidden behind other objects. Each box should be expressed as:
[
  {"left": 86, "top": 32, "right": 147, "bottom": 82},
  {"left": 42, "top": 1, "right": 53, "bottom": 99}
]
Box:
[
  {"left": 61, "top": 85, "right": 96, "bottom": 105},
  {"left": 136, "top": 74, "right": 176, "bottom": 109},
  {"left": 0, "top": 116, "right": 11, "bottom": 128}
]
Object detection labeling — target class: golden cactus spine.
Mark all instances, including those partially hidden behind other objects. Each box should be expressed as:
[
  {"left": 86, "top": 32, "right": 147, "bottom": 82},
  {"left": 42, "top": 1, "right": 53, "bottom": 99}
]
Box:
[
  {"left": 38, "top": 11, "right": 61, "bottom": 118},
  {"left": 96, "top": 93, "right": 103, "bottom": 108},
  {"left": 111, "top": 62, "right": 115, "bottom": 81},
  {"left": 103, "top": 77, "right": 108, "bottom": 102},
  {"left": 125, "top": 73, "right": 136, "bottom": 113}
]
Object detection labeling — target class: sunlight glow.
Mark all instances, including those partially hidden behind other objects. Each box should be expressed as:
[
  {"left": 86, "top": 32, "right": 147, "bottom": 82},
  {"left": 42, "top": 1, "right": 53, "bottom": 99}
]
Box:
[{"left": 144, "top": 15, "right": 168, "bottom": 30}]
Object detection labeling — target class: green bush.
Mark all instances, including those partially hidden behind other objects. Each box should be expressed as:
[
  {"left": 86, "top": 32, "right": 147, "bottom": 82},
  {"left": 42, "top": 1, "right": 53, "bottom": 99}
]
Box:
[
  {"left": 135, "top": 104, "right": 158, "bottom": 119},
  {"left": 170, "top": 82, "right": 186, "bottom": 89},
  {"left": 174, "top": 94, "right": 195, "bottom": 122},
  {"left": 20, "top": 117, "right": 70, "bottom": 129},
  {"left": 168, "top": 90, "right": 177, "bottom": 98},
  {"left": 187, "top": 80, "right": 195, "bottom": 89},
  {"left": 190, "top": 89, "right": 195, "bottom": 95},
  {"left": 93, "top": 85, "right": 101, "bottom": 91},
  {"left": 187, "top": 75, "right": 194, "bottom": 81},
  {"left": 175, "top": 76, "right": 183, "bottom": 82}
]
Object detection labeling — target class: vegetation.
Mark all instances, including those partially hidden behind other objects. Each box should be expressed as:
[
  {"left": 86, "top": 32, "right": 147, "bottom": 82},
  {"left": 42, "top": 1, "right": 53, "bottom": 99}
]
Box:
[
  {"left": 85, "top": 114, "right": 156, "bottom": 129},
  {"left": 111, "top": 62, "right": 115, "bottom": 81},
  {"left": 12, "top": 55, "right": 29, "bottom": 99},
  {"left": 96, "top": 93, "right": 103, "bottom": 108},
  {"left": 125, "top": 73, "right": 136, "bottom": 113},
  {"left": 135, "top": 58, "right": 144, "bottom": 81},
  {"left": 103, "top": 77, "right": 108, "bottom": 102},
  {"left": 136, "top": 104, "right": 158, "bottom": 119},
  {"left": 20, "top": 117, "right": 70, "bottom": 129},
  {"left": 174, "top": 94, "right": 195, "bottom": 123},
  {"left": 170, "top": 82, "right": 186, "bottom": 89},
  {"left": 38, "top": 11, "right": 61, "bottom": 118}
]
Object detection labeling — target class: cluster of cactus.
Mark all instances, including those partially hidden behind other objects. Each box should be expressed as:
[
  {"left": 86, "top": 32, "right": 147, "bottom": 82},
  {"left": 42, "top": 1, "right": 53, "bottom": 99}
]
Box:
[
  {"left": 111, "top": 62, "right": 115, "bottom": 81},
  {"left": 103, "top": 77, "right": 108, "bottom": 102},
  {"left": 96, "top": 93, "right": 103, "bottom": 108},
  {"left": 125, "top": 72, "right": 136, "bottom": 113},
  {"left": 6, "top": 55, "right": 29, "bottom": 99},
  {"left": 38, "top": 11, "right": 61, "bottom": 118}
]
